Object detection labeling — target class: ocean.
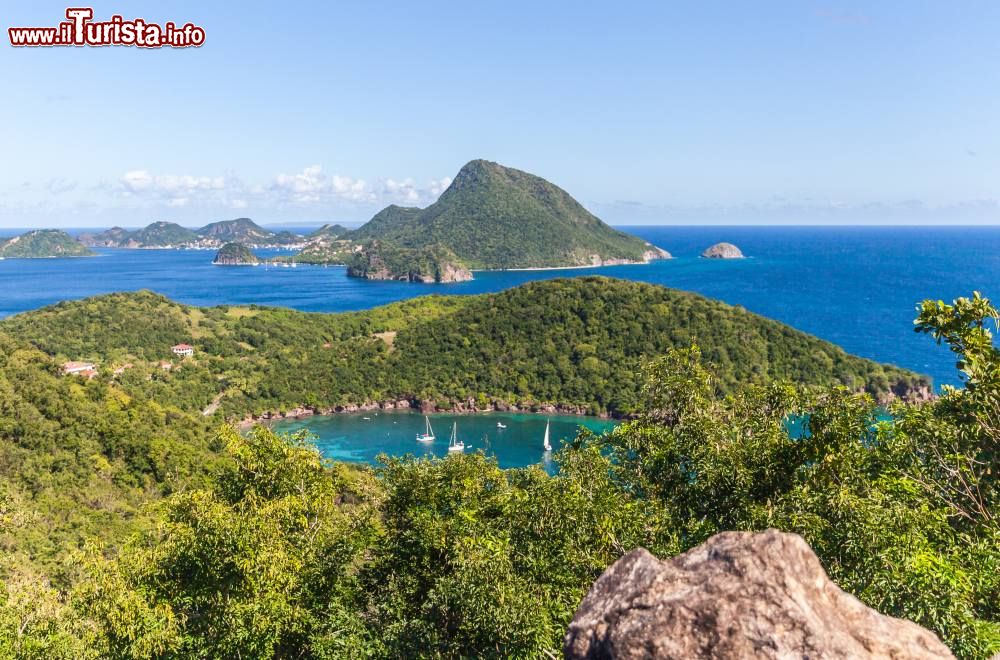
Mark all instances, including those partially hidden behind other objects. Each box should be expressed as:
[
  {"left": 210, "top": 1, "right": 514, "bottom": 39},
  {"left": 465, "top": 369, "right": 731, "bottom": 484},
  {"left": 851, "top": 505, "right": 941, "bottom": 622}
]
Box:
[{"left": 2, "top": 225, "right": 998, "bottom": 389}]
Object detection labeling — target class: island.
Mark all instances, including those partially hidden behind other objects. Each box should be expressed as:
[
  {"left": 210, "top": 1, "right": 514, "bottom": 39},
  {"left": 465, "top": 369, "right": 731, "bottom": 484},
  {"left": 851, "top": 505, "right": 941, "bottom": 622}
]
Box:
[
  {"left": 701, "top": 242, "right": 745, "bottom": 259},
  {"left": 309, "top": 223, "right": 350, "bottom": 240},
  {"left": 342, "top": 159, "right": 671, "bottom": 273},
  {"left": 212, "top": 242, "right": 260, "bottom": 266},
  {"left": 347, "top": 241, "right": 472, "bottom": 283},
  {"left": 0, "top": 229, "right": 94, "bottom": 258},
  {"left": 78, "top": 218, "right": 308, "bottom": 250}
]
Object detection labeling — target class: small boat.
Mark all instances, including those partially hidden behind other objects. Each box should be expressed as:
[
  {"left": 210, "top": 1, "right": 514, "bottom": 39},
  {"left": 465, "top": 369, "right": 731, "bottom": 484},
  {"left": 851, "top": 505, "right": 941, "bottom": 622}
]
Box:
[
  {"left": 496, "top": 422, "right": 507, "bottom": 429},
  {"left": 542, "top": 419, "right": 552, "bottom": 452},
  {"left": 416, "top": 415, "right": 435, "bottom": 442},
  {"left": 362, "top": 416, "right": 371, "bottom": 421},
  {"left": 447, "top": 422, "right": 465, "bottom": 452}
]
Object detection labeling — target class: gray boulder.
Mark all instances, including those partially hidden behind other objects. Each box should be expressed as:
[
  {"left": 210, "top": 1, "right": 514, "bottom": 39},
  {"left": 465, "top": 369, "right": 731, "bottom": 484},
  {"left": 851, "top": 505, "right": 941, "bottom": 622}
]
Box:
[{"left": 564, "top": 529, "right": 952, "bottom": 659}]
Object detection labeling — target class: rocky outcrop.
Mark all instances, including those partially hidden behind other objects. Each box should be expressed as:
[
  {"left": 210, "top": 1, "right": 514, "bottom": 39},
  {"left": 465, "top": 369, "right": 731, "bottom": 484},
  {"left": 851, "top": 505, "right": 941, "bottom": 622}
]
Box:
[
  {"left": 428, "top": 261, "right": 473, "bottom": 283},
  {"left": 878, "top": 382, "right": 936, "bottom": 405},
  {"left": 347, "top": 241, "right": 473, "bottom": 283},
  {"left": 564, "top": 530, "right": 952, "bottom": 660},
  {"left": 701, "top": 242, "right": 744, "bottom": 259}
]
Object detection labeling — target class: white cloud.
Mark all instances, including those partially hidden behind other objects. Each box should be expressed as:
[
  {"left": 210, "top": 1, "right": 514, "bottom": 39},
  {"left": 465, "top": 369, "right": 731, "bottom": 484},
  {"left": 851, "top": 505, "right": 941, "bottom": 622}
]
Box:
[
  {"left": 268, "top": 166, "right": 452, "bottom": 207},
  {"left": 112, "top": 170, "right": 236, "bottom": 209},
  {"left": 46, "top": 177, "right": 77, "bottom": 194},
  {"left": 22, "top": 166, "right": 454, "bottom": 219},
  {"left": 270, "top": 165, "right": 374, "bottom": 204}
]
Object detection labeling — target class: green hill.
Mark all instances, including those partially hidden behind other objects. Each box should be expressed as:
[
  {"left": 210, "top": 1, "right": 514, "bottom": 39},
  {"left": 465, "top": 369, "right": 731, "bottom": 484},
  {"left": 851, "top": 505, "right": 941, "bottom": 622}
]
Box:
[
  {"left": 78, "top": 226, "right": 132, "bottom": 247},
  {"left": 129, "top": 221, "right": 198, "bottom": 247},
  {"left": 213, "top": 242, "right": 259, "bottom": 265},
  {"left": 0, "top": 229, "right": 94, "bottom": 258},
  {"left": 197, "top": 218, "right": 276, "bottom": 243},
  {"left": 346, "top": 160, "right": 669, "bottom": 269},
  {"left": 3, "top": 278, "right": 928, "bottom": 419},
  {"left": 309, "top": 223, "right": 351, "bottom": 239}
]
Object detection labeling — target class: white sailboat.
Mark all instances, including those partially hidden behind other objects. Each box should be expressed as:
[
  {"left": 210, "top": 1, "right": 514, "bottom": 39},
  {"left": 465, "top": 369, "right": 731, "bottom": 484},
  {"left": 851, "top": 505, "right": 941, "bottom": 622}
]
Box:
[
  {"left": 496, "top": 421, "right": 507, "bottom": 429},
  {"left": 542, "top": 419, "right": 552, "bottom": 452},
  {"left": 447, "top": 421, "right": 465, "bottom": 452},
  {"left": 416, "top": 415, "right": 435, "bottom": 442}
]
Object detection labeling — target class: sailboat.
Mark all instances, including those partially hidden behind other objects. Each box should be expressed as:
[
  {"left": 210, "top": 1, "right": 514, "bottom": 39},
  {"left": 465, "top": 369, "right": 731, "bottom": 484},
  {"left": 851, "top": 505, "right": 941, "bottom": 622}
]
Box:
[
  {"left": 542, "top": 419, "right": 552, "bottom": 452},
  {"left": 496, "top": 421, "right": 507, "bottom": 429},
  {"left": 416, "top": 415, "right": 435, "bottom": 442},
  {"left": 447, "top": 422, "right": 465, "bottom": 452}
]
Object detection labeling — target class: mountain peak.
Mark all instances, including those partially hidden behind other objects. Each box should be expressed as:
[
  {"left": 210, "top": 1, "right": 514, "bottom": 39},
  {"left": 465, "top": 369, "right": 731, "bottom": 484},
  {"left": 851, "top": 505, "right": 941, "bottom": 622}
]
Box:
[{"left": 349, "top": 160, "right": 669, "bottom": 269}]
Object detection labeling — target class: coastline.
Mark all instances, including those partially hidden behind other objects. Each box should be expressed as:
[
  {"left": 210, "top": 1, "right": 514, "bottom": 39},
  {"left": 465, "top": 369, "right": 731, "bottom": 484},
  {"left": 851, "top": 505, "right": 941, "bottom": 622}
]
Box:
[{"left": 236, "top": 397, "right": 619, "bottom": 430}]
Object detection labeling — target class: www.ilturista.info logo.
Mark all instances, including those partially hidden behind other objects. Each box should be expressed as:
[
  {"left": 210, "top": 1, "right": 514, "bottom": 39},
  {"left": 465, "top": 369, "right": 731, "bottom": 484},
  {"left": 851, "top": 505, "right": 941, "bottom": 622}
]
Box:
[{"left": 8, "top": 8, "right": 205, "bottom": 48}]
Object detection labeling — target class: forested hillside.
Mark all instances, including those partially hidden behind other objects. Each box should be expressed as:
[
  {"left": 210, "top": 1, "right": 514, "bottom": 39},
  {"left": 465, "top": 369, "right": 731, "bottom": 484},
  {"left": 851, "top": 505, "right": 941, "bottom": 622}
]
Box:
[
  {"left": 1, "top": 278, "right": 928, "bottom": 421},
  {"left": 345, "top": 160, "right": 665, "bottom": 268}
]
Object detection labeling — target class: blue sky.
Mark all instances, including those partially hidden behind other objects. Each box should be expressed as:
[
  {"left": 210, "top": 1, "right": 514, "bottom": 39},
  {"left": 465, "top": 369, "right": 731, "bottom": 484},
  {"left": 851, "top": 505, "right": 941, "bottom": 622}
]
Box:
[{"left": 2, "top": 1, "right": 999, "bottom": 227}]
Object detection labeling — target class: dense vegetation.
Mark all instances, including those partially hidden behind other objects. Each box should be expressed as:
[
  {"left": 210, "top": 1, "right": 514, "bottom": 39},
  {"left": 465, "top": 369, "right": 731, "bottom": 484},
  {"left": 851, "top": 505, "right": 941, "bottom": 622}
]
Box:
[
  {"left": 346, "top": 241, "right": 471, "bottom": 282},
  {"left": 1, "top": 279, "right": 927, "bottom": 422},
  {"left": 345, "top": 160, "right": 662, "bottom": 269},
  {"left": 0, "top": 230, "right": 93, "bottom": 258},
  {"left": 0, "top": 330, "right": 222, "bottom": 585},
  {"left": 0, "top": 289, "right": 996, "bottom": 658}
]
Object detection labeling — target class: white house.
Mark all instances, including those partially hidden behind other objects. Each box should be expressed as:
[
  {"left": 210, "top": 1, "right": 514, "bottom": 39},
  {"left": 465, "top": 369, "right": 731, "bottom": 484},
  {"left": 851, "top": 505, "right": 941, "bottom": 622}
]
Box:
[{"left": 171, "top": 343, "right": 194, "bottom": 357}]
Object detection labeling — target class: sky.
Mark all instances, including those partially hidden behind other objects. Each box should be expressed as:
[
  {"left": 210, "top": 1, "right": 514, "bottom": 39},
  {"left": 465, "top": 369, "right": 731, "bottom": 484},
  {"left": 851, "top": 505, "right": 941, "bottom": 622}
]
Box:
[{"left": 1, "top": 0, "right": 999, "bottom": 227}]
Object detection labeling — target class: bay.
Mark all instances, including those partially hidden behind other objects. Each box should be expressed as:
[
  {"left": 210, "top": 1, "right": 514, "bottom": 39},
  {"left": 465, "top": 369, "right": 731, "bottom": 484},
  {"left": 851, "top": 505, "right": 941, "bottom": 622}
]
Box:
[{"left": 269, "top": 410, "right": 617, "bottom": 470}]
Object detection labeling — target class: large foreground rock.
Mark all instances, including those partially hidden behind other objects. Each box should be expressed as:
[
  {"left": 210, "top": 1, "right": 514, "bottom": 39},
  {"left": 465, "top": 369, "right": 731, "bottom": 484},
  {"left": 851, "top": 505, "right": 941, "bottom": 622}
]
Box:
[{"left": 564, "top": 530, "right": 952, "bottom": 659}]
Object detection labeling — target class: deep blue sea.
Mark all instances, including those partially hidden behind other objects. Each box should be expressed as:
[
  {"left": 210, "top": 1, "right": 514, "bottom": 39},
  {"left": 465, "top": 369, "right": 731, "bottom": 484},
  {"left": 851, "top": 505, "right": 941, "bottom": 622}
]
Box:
[{"left": 2, "top": 225, "right": 998, "bottom": 389}]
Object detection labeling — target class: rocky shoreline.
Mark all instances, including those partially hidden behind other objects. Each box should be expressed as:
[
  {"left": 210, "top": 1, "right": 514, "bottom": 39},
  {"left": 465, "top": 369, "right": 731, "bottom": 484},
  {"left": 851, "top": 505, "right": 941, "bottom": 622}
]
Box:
[
  {"left": 237, "top": 397, "right": 615, "bottom": 428},
  {"left": 233, "top": 379, "right": 935, "bottom": 429},
  {"left": 233, "top": 381, "right": 933, "bottom": 429}
]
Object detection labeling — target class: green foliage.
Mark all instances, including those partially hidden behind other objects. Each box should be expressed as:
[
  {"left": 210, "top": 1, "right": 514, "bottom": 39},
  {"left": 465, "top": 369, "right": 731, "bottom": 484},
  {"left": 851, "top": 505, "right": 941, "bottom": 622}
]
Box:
[
  {"left": 0, "top": 230, "right": 93, "bottom": 258},
  {"left": 1, "top": 279, "right": 927, "bottom": 423},
  {"left": 346, "top": 160, "right": 656, "bottom": 268},
  {"left": 2, "top": 283, "right": 997, "bottom": 658},
  {"left": 0, "top": 329, "right": 221, "bottom": 585},
  {"left": 0, "top": 575, "right": 99, "bottom": 659},
  {"left": 78, "top": 426, "right": 378, "bottom": 658}
]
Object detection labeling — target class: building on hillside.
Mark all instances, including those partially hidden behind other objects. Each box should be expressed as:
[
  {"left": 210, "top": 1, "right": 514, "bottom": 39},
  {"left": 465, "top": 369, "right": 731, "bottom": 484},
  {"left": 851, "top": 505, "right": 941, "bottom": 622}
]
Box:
[
  {"left": 62, "top": 361, "right": 96, "bottom": 376},
  {"left": 159, "top": 360, "right": 173, "bottom": 370},
  {"left": 171, "top": 343, "right": 194, "bottom": 357}
]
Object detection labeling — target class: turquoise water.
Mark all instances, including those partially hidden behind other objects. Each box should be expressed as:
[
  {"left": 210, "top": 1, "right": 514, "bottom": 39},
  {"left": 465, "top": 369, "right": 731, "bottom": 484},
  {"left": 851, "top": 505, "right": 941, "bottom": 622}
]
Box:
[
  {"left": 2, "top": 226, "right": 1000, "bottom": 387},
  {"left": 269, "top": 410, "right": 617, "bottom": 470}
]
